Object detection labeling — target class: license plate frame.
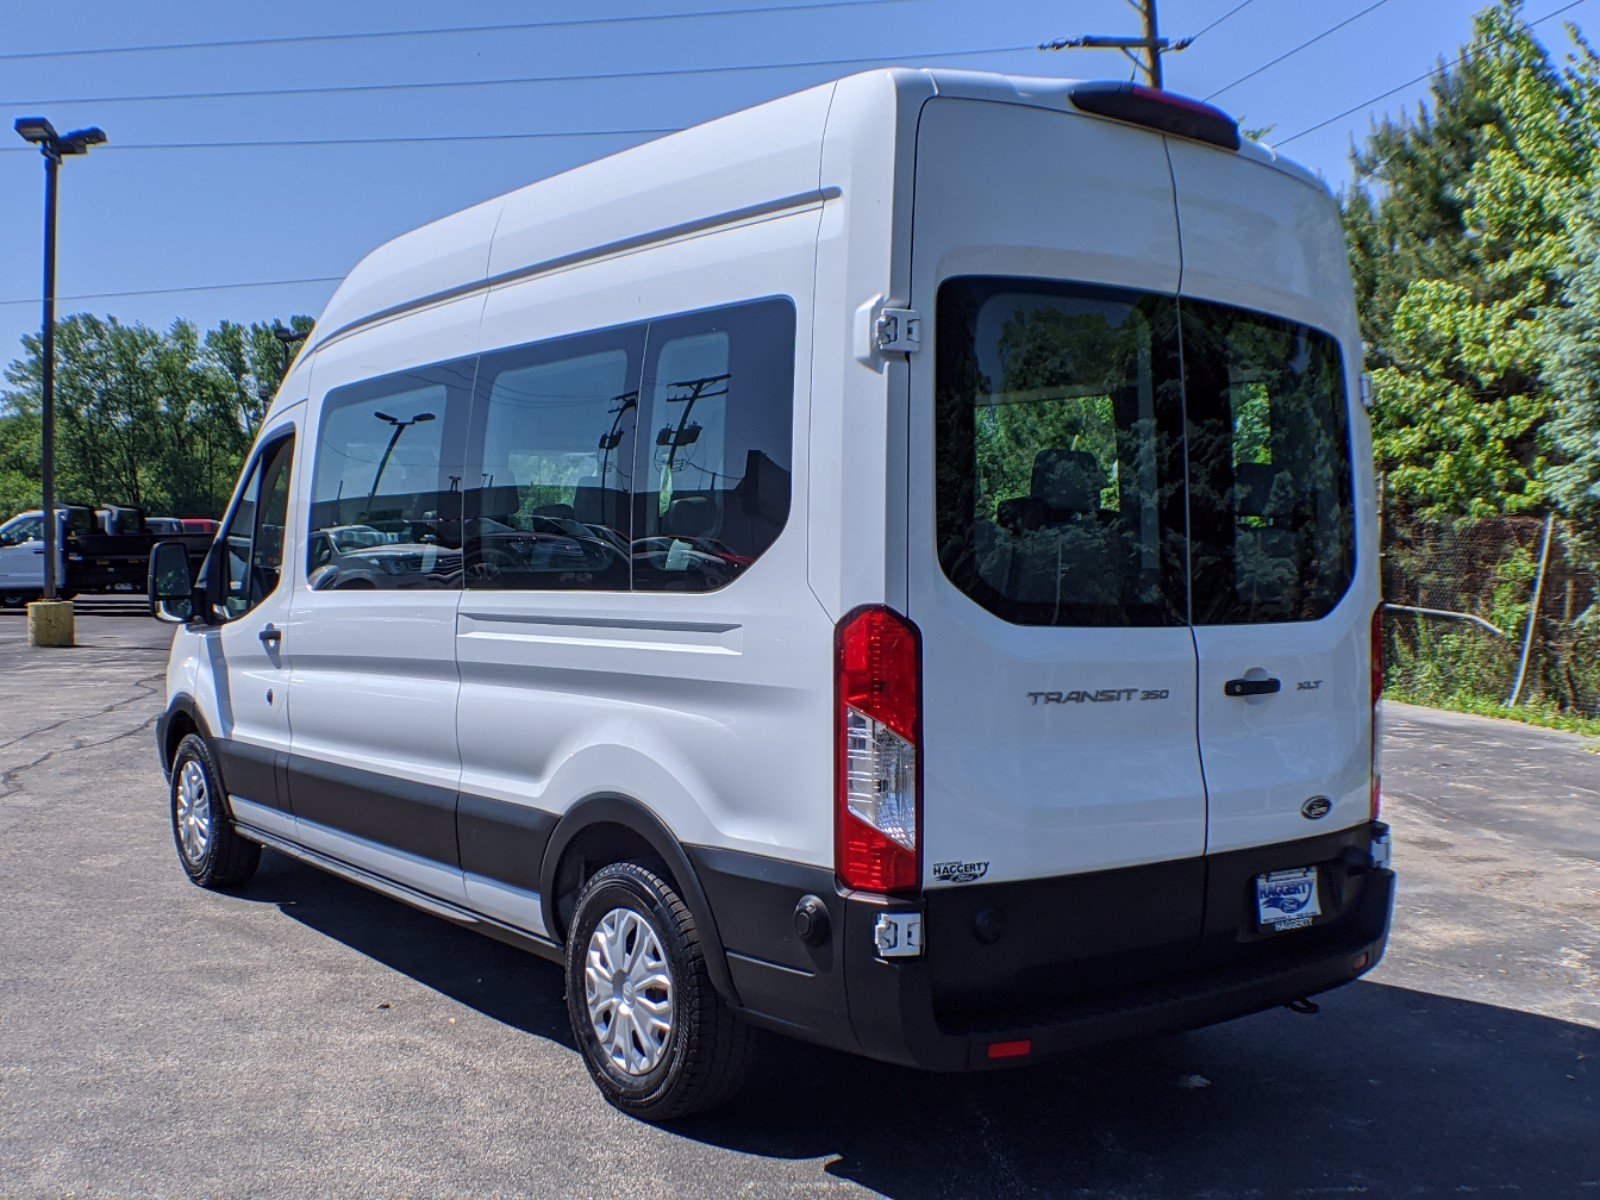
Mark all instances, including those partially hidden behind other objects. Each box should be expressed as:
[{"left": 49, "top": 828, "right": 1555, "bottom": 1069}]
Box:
[{"left": 1256, "top": 866, "right": 1322, "bottom": 931}]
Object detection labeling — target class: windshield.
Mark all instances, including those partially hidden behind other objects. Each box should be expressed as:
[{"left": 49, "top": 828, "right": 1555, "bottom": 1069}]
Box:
[{"left": 935, "top": 277, "right": 1354, "bottom": 628}]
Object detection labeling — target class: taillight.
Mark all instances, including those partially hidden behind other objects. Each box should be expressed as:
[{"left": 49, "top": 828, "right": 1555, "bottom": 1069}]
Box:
[
  {"left": 1370, "top": 605, "right": 1385, "bottom": 820},
  {"left": 836, "top": 606, "right": 921, "bottom": 894}
]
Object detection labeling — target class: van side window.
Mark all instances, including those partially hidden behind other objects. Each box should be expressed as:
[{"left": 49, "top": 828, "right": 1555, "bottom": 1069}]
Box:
[
  {"left": 464, "top": 330, "right": 642, "bottom": 592},
  {"left": 1181, "top": 301, "right": 1354, "bottom": 624},
  {"left": 219, "top": 436, "right": 294, "bottom": 619},
  {"left": 935, "top": 278, "right": 1188, "bottom": 627},
  {"left": 633, "top": 298, "right": 795, "bottom": 593},
  {"left": 308, "top": 365, "right": 470, "bottom": 592}
]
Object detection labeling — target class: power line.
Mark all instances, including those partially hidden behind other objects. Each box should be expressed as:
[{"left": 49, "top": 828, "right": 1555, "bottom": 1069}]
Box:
[
  {"left": 0, "top": 277, "right": 343, "bottom": 309},
  {"left": 1187, "top": 0, "right": 1259, "bottom": 44},
  {"left": 0, "top": 42, "right": 1037, "bottom": 109},
  {"left": 1277, "top": 0, "right": 1589, "bottom": 145},
  {"left": 0, "top": 0, "right": 928, "bottom": 63},
  {"left": 0, "top": 128, "right": 676, "bottom": 155},
  {"left": 1204, "top": 0, "right": 1393, "bottom": 101}
]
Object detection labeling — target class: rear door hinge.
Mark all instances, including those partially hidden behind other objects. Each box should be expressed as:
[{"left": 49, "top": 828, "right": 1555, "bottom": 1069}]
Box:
[{"left": 873, "top": 306, "right": 923, "bottom": 355}]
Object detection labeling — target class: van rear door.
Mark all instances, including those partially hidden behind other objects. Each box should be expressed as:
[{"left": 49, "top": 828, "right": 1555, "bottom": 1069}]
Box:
[
  {"left": 1169, "top": 142, "right": 1378, "bottom": 855},
  {"left": 905, "top": 99, "right": 1207, "bottom": 904}
]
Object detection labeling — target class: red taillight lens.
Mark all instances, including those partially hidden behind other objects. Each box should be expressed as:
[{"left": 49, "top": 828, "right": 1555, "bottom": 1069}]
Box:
[
  {"left": 836, "top": 606, "right": 921, "bottom": 894},
  {"left": 987, "top": 1039, "right": 1032, "bottom": 1061},
  {"left": 1370, "top": 605, "right": 1385, "bottom": 820}
]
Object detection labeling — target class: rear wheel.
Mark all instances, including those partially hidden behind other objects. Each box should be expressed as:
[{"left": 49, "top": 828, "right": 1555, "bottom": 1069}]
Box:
[
  {"left": 565, "top": 861, "right": 756, "bottom": 1121},
  {"left": 170, "top": 733, "right": 260, "bottom": 889}
]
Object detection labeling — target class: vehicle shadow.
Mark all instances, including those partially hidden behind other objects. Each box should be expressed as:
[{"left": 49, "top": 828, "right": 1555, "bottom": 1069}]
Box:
[
  {"left": 240, "top": 849, "right": 1599, "bottom": 1197},
  {"left": 237, "top": 849, "right": 575, "bottom": 1049}
]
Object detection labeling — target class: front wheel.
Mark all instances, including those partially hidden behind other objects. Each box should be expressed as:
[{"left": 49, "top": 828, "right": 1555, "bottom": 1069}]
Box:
[
  {"left": 565, "top": 861, "right": 757, "bottom": 1121},
  {"left": 170, "top": 733, "right": 260, "bottom": 889}
]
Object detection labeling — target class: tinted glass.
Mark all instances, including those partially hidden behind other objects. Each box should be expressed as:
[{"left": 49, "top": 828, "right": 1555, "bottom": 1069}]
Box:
[
  {"left": 935, "top": 278, "right": 1187, "bottom": 626},
  {"left": 464, "top": 327, "right": 643, "bottom": 591},
  {"left": 251, "top": 438, "right": 293, "bottom": 607},
  {"left": 308, "top": 362, "right": 472, "bottom": 591},
  {"left": 215, "top": 436, "right": 293, "bottom": 619},
  {"left": 1182, "top": 300, "right": 1354, "bottom": 624},
  {"left": 222, "top": 458, "right": 261, "bottom": 619},
  {"left": 633, "top": 299, "right": 795, "bottom": 593}
]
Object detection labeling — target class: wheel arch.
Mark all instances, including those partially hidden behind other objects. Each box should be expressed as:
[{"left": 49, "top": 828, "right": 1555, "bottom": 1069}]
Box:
[
  {"left": 159, "top": 694, "right": 213, "bottom": 778},
  {"left": 539, "top": 794, "right": 740, "bottom": 1006}
]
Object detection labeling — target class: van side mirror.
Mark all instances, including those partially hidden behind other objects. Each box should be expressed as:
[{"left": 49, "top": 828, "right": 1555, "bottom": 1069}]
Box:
[{"left": 148, "top": 541, "right": 200, "bottom": 624}]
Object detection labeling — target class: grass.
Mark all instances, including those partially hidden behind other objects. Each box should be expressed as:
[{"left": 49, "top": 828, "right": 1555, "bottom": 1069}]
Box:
[{"left": 1388, "top": 687, "right": 1600, "bottom": 740}]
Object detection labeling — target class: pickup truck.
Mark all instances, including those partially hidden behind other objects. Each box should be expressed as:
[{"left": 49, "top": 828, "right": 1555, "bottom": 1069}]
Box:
[{"left": 0, "top": 506, "right": 212, "bottom": 605}]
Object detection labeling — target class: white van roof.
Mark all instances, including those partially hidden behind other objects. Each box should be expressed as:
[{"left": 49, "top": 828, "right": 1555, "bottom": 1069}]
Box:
[{"left": 300, "top": 68, "right": 1328, "bottom": 366}]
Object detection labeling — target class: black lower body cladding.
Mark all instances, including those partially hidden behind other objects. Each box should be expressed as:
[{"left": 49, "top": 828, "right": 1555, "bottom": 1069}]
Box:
[{"left": 689, "top": 823, "right": 1394, "bottom": 1070}]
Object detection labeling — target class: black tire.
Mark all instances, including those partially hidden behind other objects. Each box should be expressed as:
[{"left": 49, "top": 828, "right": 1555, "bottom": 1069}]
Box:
[
  {"left": 169, "top": 733, "right": 260, "bottom": 889},
  {"left": 565, "top": 861, "right": 757, "bottom": 1121}
]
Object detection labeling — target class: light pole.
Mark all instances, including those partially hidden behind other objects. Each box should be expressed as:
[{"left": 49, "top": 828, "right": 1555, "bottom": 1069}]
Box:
[
  {"left": 365, "top": 411, "right": 436, "bottom": 520},
  {"left": 14, "top": 117, "right": 106, "bottom": 610},
  {"left": 272, "top": 323, "right": 308, "bottom": 377}
]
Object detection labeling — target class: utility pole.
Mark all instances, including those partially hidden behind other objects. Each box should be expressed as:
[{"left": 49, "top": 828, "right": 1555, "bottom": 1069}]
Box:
[
  {"left": 1040, "top": 0, "right": 1191, "bottom": 89},
  {"left": 1139, "top": 0, "right": 1164, "bottom": 89}
]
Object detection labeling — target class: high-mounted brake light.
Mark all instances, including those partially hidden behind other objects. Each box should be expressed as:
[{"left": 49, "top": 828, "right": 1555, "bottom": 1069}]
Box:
[
  {"left": 1069, "top": 81, "right": 1242, "bottom": 151},
  {"left": 1371, "top": 605, "right": 1385, "bottom": 821},
  {"left": 836, "top": 606, "right": 921, "bottom": 894}
]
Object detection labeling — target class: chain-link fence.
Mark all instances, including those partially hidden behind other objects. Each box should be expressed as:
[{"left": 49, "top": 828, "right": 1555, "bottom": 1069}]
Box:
[{"left": 1380, "top": 512, "right": 1600, "bottom": 718}]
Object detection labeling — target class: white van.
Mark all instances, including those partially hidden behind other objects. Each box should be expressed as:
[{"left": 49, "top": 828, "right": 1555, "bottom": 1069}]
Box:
[{"left": 150, "top": 70, "right": 1394, "bottom": 1121}]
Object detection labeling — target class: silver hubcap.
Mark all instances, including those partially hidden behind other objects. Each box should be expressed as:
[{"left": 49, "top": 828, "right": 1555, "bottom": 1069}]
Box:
[
  {"left": 583, "top": 908, "right": 673, "bottom": 1076},
  {"left": 175, "top": 760, "right": 212, "bottom": 864}
]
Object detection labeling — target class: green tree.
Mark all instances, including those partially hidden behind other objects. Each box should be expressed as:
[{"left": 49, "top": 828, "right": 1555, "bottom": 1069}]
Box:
[
  {"left": 1536, "top": 196, "right": 1600, "bottom": 522},
  {"left": 1342, "top": 0, "right": 1596, "bottom": 516},
  {"left": 0, "top": 312, "right": 313, "bottom": 519}
]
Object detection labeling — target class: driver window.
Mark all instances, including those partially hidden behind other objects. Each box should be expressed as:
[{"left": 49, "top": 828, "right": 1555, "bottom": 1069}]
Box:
[
  {"left": 4, "top": 517, "right": 43, "bottom": 545},
  {"left": 220, "top": 437, "right": 294, "bottom": 619}
]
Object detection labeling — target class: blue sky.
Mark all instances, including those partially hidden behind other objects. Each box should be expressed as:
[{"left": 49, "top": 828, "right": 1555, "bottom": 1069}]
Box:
[{"left": 0, "top": 0, "right": 1588, "bottom": 363}]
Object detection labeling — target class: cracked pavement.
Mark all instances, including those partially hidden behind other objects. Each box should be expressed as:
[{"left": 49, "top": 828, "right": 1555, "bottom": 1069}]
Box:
[{"left": 0, "top": 602, "right": 1596, "bottom": 1198}]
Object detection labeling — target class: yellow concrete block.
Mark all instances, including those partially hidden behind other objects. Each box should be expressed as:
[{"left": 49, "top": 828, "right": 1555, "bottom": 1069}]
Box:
[{"left": 26, "top": 599, "right": 75, "bottom": 648}]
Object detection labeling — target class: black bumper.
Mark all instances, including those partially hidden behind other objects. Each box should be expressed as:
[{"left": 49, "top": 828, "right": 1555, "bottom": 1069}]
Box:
[{"left": 688, "top": 824, "right": 1393, "bottom": 1071}]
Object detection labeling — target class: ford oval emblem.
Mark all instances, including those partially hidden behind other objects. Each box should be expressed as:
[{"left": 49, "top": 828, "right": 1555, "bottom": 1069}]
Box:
[{"left": 1301, "top": 796, "right": 1332, "bottom": 820}]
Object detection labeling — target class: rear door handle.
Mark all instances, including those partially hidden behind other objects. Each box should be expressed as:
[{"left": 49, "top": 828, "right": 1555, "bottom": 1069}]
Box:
[
  {"left": 1224, "top": 677, "right": 1281, "bottom": 697},
  {"left": 259, "top": 624, "right": 282, "bottom": 646}
]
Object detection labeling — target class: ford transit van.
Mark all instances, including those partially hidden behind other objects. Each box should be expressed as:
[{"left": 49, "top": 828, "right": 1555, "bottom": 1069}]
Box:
[{"left": 151, "top": 70, "right": 1394, "bottom": 1121}]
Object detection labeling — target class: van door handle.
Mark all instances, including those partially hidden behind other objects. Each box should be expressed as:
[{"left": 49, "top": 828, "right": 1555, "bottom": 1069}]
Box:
[
  {"left": 259, "top": 625, "right": 282, "bottom": 646},
  {"left": 1224, "top": 677, "right": 1281, "bottom": 697}
]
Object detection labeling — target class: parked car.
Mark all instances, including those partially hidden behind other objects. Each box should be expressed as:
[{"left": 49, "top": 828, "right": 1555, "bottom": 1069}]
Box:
[
  {"left": 149, "top": 70, "right": 1392, "bottom": 1122},
  {"left": 305, "top": 524, "right": 463, "bottom": 590}
]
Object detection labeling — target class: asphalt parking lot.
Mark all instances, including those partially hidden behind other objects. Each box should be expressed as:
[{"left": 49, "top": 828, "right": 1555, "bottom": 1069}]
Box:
[{"left": 1, "top": 601, "right": 1597, "bottom": 1198}]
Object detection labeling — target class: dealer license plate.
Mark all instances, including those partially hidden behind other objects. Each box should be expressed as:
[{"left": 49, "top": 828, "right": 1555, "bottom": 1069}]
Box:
[{"left": 1256, "top": 866, "right": 1321, "bottom": 931}]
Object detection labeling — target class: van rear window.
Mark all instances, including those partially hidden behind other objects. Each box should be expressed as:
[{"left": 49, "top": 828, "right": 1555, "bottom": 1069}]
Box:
[
  {"left": 1181, "top": 299, "right": 1355, "bottom": 624},
  {"left": 934, "top": 279, "right": 1188, "bottom": 627},
  {"left": 935, "top": 277, "right": 1354, "bottom": 627}
]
